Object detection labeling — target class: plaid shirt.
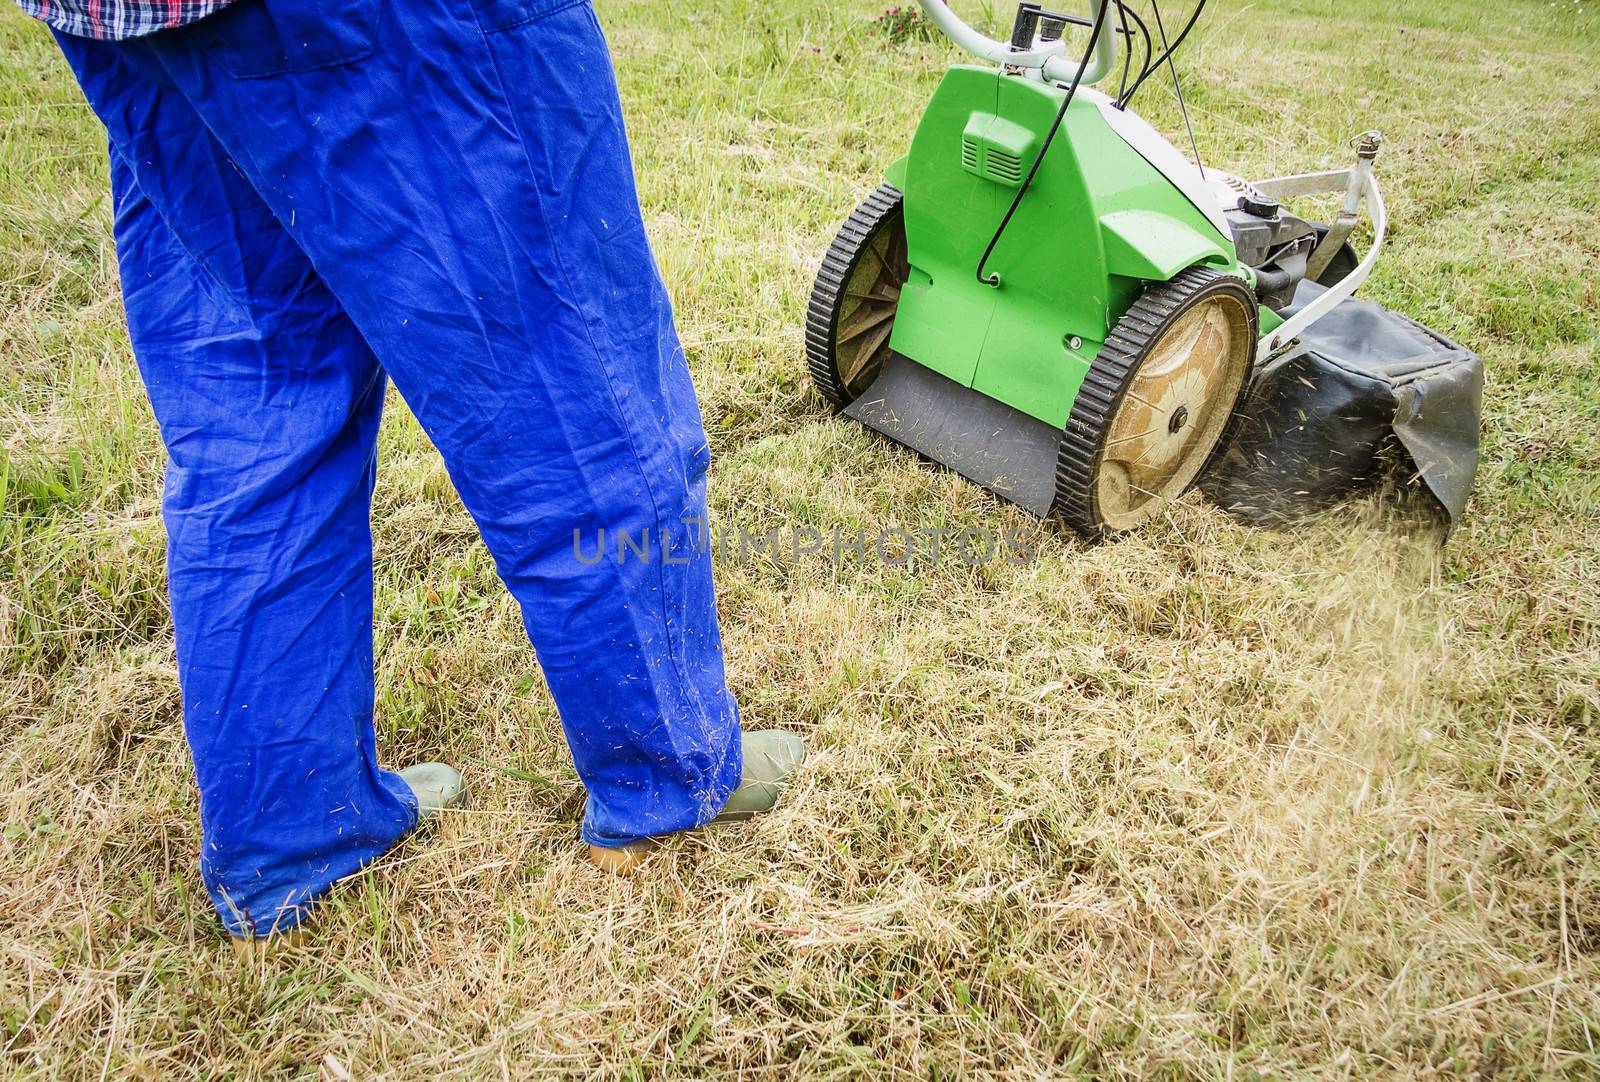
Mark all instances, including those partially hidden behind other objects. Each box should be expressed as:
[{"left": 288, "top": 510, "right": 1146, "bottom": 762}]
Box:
[{"left": 14, "top": 0, "right": 236, "bottom": 39}]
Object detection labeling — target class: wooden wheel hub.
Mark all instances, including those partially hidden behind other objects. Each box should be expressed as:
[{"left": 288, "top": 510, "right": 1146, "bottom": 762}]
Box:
[{"left": 1093, "top": 289, "right": 1253, "bottom": 532}]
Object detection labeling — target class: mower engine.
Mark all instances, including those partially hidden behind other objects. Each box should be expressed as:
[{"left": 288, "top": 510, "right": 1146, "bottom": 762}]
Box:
[{"left": 1215, "top": 176, "right": 1322, "bottom": 311}]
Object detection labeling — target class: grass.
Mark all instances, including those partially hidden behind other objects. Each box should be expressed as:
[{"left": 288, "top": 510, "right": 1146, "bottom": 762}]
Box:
[{"left": 2, "top": 0, "right": 1598, "bottom": 1076}]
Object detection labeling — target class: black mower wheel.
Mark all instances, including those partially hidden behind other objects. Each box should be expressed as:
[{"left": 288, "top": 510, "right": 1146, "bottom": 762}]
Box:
[
  {"left": 1054, "top": 267, "right": 1258, "bottom": 538},
  {"left": 805, "top": 184, "right": 910, "bottom": 408}
]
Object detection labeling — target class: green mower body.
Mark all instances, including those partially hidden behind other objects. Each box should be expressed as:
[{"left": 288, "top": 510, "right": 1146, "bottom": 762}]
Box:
[
  {"left": 806, "top": 60, "right": 1268, "bottom": 532},
  {"left": 884, "top": 65, "right": 1242, "bottom": 429}
]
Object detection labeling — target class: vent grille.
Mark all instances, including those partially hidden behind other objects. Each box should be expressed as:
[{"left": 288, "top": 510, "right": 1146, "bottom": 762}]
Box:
[
  {"left": 959, "top": 135, "right": 1026, "bottom": 186},
  {"left": 960, "top": 137, "right": 980, "bottom": 172},
  {"left": 987, "top": 148, "right": 1023, "bottom": 183}
]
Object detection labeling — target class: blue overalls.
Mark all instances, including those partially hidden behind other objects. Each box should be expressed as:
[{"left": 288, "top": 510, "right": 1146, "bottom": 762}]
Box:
[{"left": 53, "top": 0, "right": 742, "bottom": 937}]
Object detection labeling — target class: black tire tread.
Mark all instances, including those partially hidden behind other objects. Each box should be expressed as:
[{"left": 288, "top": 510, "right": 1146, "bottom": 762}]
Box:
[{"left": 805, "top": 184, "right": 905, "bottom": 408}]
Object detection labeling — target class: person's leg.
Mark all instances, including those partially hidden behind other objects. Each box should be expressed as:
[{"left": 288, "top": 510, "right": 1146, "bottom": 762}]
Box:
[
  {"left": 57, "top": 34, "right": 419, "bottom": 936},
  {"left": 141, "top": 0, "right": 763, "bottom": 847}
]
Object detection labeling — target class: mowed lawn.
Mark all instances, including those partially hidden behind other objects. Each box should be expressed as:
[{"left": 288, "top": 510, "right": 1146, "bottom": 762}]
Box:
[{"left": 2, "top": 0, "right": 1598, "bottom": 1076}]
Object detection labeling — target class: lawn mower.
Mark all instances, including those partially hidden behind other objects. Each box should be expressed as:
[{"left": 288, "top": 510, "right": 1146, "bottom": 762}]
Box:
[{"left": 806, "top": 0, "right": 1482, "bottom": 535}]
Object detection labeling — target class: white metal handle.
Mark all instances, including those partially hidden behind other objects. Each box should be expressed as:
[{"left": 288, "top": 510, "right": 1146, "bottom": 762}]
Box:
[
  {"left": 915, "top": 0, "right": 1119, "bottom": 86},
  {"left": 1251, "top": 166, "right": 1388, "bottom": 356}
]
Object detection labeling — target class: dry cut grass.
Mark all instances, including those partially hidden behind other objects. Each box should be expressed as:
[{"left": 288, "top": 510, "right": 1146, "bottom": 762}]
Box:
[{"left": 2, "top": 0, "right": 1599, "bottom": 1076}]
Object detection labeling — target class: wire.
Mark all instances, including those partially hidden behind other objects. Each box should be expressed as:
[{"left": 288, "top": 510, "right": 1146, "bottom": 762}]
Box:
[
  {"left": 1117, "top": 0, "right": 1207, "bottom": 109},
  {"left": 1151, "top": 0, "right": 1204, "bottom": 177},
  {"left": 1115, "top": 1, "right": 1133, "bottom": 105},
  {"left": 1113, "top": 1, "right": 1152, "bottom": 110},
  {"left": 974, "top": 0, "right": 1112, "bottom": 288}
]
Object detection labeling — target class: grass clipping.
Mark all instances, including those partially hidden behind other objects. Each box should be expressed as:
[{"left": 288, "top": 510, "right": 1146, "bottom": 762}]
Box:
[{"left": 5, "top": 496, "right": 1593, "bottom": 1077}]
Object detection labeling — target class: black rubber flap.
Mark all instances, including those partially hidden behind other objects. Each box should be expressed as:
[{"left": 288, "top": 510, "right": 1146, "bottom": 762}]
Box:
[
  {"left": 843, "top": 352, "right": 1061, "bottom": 516},
  {"left": 1201, "top": 281, "right": 1483, "bottom": 527}
]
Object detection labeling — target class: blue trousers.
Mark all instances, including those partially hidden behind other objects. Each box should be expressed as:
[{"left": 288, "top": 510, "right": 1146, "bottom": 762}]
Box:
[{"left": 55, "top": 0, "right": 742, "bottom": 937}]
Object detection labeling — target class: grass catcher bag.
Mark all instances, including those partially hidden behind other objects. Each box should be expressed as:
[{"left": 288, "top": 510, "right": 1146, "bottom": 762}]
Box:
[{"left": 1202, "top": 281, "right": 1483, "bottom": 528}]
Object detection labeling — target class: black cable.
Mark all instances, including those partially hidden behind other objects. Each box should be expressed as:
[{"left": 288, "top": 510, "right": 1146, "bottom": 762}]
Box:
[
  {"left": 1113, "top": 2, "right": 1152, "bottom": 110},
  {"left": 1121, "top": 1, "right": 1194, "bottom": 107},
  {"left": 974, "top": 0, "right": 1111, "bottom": 288},
  {"left": 1115, "top": 1, "right": 1133, "bottom": 105},
  {"left": 1117, "top": 0, "right": 1206, "bottom": 109},
  {"left": 1150, "top": 0, "right": 1204, "bottom": 176}
]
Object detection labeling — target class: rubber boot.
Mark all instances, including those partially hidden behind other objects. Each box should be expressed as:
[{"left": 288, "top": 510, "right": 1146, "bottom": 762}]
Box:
[
  {"left": 399, "top": 762, "right": 469, "bottom": 814},
  {"left": 589, "top": 730, "right": 805, "bottom": 874}
]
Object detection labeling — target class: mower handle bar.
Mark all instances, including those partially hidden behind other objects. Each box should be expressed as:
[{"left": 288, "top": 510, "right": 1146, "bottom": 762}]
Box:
[{"left": 915, "top": 0, "right": 1118, "bottom": 85}]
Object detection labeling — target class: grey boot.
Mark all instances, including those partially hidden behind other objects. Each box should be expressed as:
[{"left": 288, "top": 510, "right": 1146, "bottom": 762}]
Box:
[
  {"left": 589, "top": 730, "right": 805, "bottom": 873},
  {"left": 706, "top": 730, "right": 805, "bottom": 822},
  {"left": 399, "top": 762, "right": 468, "bottom": 815}
]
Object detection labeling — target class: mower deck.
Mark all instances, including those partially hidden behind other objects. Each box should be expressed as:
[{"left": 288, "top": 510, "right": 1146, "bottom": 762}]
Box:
[{"left": 843, "top": 352, "right": 1062, "bottom": 516}]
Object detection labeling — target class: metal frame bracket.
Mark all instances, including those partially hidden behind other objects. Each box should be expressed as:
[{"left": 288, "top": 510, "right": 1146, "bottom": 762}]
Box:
[{"left": 1251, "top": 133, "right": 1387, "bottom": 357}]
